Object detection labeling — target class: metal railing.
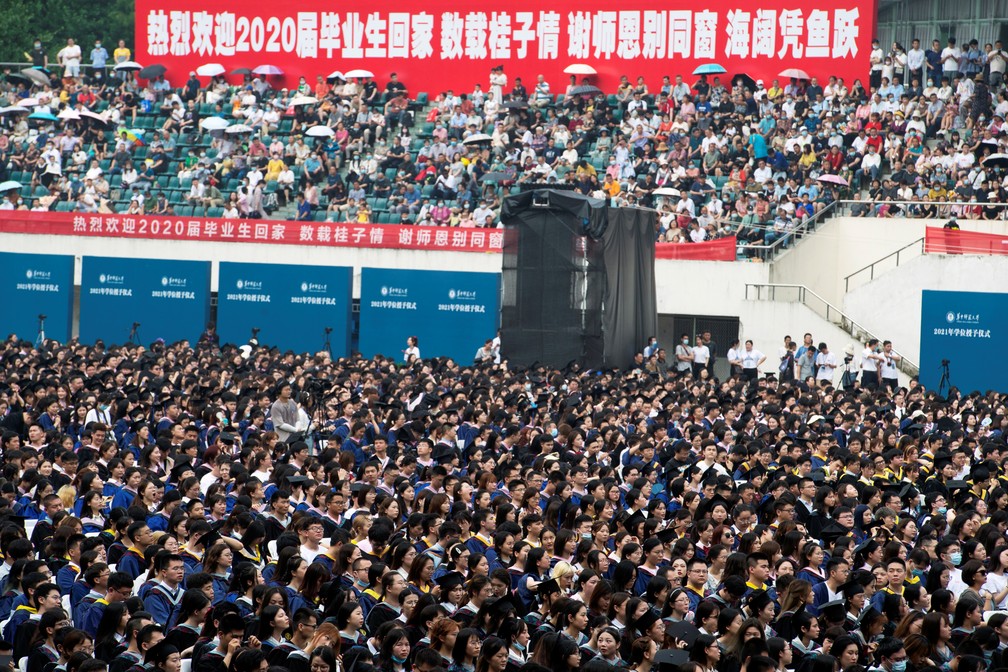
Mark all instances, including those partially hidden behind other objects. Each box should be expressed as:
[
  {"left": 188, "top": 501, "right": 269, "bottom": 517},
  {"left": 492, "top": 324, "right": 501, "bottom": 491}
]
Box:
[
  {"left": 844, "top": 237, "right": 924, "bottom": 293},
  {"left": 744, "top": 282, "right": 919, "bottom": 378},
  {"left": 834, "top": 199, "right": 1008, "bottom": 220},
  {"left": 737, "top": 201, "right": 839, "bottom": 262}
]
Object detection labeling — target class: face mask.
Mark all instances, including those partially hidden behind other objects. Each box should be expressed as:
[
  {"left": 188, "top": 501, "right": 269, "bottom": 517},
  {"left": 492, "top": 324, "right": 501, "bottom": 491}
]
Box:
[
  {"left": 890, "top": 661, "right": 906, "bottom": 672},
  {"left": 949, "top": 551, "right": 963, "bottom": 565},
  {"left": 550, "top": 428, "right": 559, "bottom": 438},
  {"left": 581, "top": 533, "right": 592, "bottom": 540},
  {"left": 525, "top": 383, "right": 532, "bottom": 391},
  {"left": 355, "top": 578, "right": 368, "bottom": 587},
  {"left": 392, "top": 655, "right": 407, "bottom": 664},
  {"left": 514, "top": 642, "right": 526, "bottom": 652}
]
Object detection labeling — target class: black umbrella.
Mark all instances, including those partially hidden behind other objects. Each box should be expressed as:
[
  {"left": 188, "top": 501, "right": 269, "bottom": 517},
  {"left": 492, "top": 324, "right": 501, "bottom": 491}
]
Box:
[
  {"left": 480, "top": 171, "right": 510, "bottom": 183},
  {"left": 733, "top": 73, "right": 756, "bottom": 91},
  {"left": 570, "top": 84, "right": 603, "bottom": 96},
  {"left": 4, "top": 72, "right": 33, "bottom": 86},
  {"left": 982, "top": 153, "right": 1008, "bottom": 169},
  {"left": 501, "top": 100, "right": 528, "bottom": 109},
  {"left": 231, "top": 67, "right": 252, "bottom": 75},
  {"left": 139, "top": 64, "right": 167, "bottom": 79}
]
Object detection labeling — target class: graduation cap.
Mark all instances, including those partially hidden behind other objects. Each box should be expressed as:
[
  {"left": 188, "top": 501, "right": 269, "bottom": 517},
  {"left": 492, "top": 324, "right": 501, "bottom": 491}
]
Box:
[
  {"left": 818, "top": 599, "right": 847, "bottom": 623},
  {"left": 666, "top": 621, "right": 700, "bottom": 647},
  {"left": 487, "top": 594, "right": 519, "bottom": 618},
  {"left": 746, "top": 589, "right": 774, "bottom": 614},
  {"left": 937, "top": 417, "right": 960, "bottom": 432},
  {"left": 819, "top": 522, "right": 851, "bottom": 546},
  {"left": 169, "top": 460, "right": 195, "bottom": 483},
  {"left": 634, "top": 609, "right": 661, "bottom": 633},
  {"left": 656, "top": 528, "right": 678, "bottom": 545},
  {"left": 432, "top": 444, "right": 457, "bottom": 464},
  {"left": 287, "top": 475, "right": 309, "bottom": 486},
  {"left": 219, "top": 432, "right": 237, "bottom": 445},
  {"left": 624, "top": 510, "right": 647, "bottom": 532},
  {"left": 145, "top": 640, "right": 180, "bottom": 665},
  {"left": 654, "top": 650, "right": 690, "bottom": 671},
  {"left": 856, "top": 605, "right": 882, "bottom": 626},
  {"left": 722, "top": 576, "right": 749, "bottom": 597},
  {"left": 537, "top": 578, "right": 561, "bottom": 598},
  {"left": 841, "top": 580, "right": 865, "bottom": 600},
  {"left": 435, "top": 571, "right": 466, "bottom": 592}
]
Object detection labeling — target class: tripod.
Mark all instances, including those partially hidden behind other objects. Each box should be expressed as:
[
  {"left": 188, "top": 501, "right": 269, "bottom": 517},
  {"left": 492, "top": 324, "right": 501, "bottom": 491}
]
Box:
[
  {"left": 322, "top": 326, "right": 333, "bottom": 358},
  {"left": 35, "top": 314, "right": 46, "bottom": 348},
  {"left": 938, "top": 359, "right": 951, "bottom": 398},
  {"left": 128, "top": 322, "right": 141, "bottom": 345}
]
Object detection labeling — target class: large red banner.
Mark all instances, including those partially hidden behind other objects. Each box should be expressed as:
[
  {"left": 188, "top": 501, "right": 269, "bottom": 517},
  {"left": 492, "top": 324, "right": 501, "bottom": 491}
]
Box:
[
  {"left": 924, "top": 226, "right": 1008, "bottom": 257},
  {"left": 134, "top": 0, "right": 875, "bottom": 95},
  {"left": 655, "top": 236, "right": 736, "bottom": 261},
  {"left": 0, "top": 211, "right": 503, "bottom": 253}
]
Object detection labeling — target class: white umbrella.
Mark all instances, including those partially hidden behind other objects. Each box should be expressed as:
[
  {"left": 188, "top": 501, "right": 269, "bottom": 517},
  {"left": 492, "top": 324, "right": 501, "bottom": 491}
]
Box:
[
  {"left": 79, "top": 109, "right": 109, "bottom": 123},
  {"left": 18, "top": 98, "right": 40, "bottom": 107},
  {"left": 201, "top": 117, "right": 230, "bottom": 131},
  {"left": 225, "top": 123, "right": 254, "bottom": 134},
  {"left": 344, "top": 68, "right": 374, "bottom": 78},
  {"left": 196, "top": 63, "right": 226, "bottom": 77},
  {"left": 563, "top": 64, "right": 598, "bottom": 75},
  {"left": 290, "top": 95, "right": 318, "bottom": 106},
  {"left": 0, "top": 106, "right": 29, "bottom": 115},
  {"left": 0, "top": 180, "right": 22, "bottom": 192},
  {"left": 305, "top": 125, "right": 334, "bottom": 137},
  {"left": 114, "top": 61, "right": 143, "bottom": 72},
  {"left": 327, "top": 70, "right": 345, "bottom": 81},
  {"left": 653, "top": 187, "right": 681, "bottom": 197},
  {"left": 57, "top": 108, "right": 81, "bottom": 120},
  {"left": 463, "top": 133, "right": 493, "bottom": 144},
  {"left": 252, "top": 64, "right": 284, "bottom": 76}
]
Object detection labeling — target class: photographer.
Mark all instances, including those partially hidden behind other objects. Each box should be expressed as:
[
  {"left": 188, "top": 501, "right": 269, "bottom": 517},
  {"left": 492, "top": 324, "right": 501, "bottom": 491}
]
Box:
[{"left": 860, "top": 338, "right": 886, "bottom": 390}]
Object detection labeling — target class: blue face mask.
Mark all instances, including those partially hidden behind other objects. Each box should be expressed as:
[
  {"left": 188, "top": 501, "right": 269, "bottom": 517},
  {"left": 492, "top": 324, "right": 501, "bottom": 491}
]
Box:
[
  {"left": 514, "top": 642, "right": 526, "bottom": 652},
  {"left": 891, "top": 661, "right": 907, "bottom": 672},
  {"left": 392, "top": 655, "right": 407, "bottom": 664},
  {"left": 550, "top": 428, "right": 559, "bottom": 438},
  {"left": 950, "top": 551, "right": 963, "bottom": 565},
  {"left": 938, "top": 506, "right": 948, "bottom": 515}
]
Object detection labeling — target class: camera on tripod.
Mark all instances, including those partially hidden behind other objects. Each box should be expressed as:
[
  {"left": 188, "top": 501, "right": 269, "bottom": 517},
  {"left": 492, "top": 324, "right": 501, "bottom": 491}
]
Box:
[
  {"left": 38, "top": 314, "right": 47, "bottom": 321},
  {"left": 941, "top": 359, "right": 950, "bottom": 366}
]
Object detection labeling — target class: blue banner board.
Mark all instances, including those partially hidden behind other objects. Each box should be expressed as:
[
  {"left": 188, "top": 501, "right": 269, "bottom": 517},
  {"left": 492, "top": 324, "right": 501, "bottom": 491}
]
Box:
[
  {"left": 359, "top": 268, "right": 500, "bottom": 363},
  {"left": 920, "top": 290, "right": 1008, "bottom": 393},
  {"left": 0, "top": 252, "right": 74, "bottom": 344},
  {"left": 79, "top": 256, "right": 211, "bottom": 346},
  {"left": 217, "top": 262, "right": 353, "bottom": 355}
]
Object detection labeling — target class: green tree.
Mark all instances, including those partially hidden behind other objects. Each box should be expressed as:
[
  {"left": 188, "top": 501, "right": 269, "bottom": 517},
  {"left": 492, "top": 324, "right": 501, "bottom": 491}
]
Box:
[{"left": 0, "top": 0, "right": 134, "bottom": 65}]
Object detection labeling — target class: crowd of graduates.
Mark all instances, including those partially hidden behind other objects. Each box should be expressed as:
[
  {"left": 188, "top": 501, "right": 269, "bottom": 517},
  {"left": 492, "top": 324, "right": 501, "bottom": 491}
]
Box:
[{"left": 0, "top": 331, "right": 1005, "bottom": 672}]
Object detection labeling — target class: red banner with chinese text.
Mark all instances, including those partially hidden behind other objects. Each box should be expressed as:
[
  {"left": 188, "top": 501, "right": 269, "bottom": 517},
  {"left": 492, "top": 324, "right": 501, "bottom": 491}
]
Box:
[
  {"left": 134, "top": 0, "right": 875, "bottom": 96},
  {"left": 654, "top": 236, "right": 736, "bottom": 261},
  {"left": 924, "top": 227, "right": 1008, "bottom": 257},
  {"left": 0, "top": 211, "right": 504, "bottom": 253}
]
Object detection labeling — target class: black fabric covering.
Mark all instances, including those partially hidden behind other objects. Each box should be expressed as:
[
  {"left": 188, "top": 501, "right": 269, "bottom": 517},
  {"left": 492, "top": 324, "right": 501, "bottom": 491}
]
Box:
[
  {"left": 601, "top": 206, "right": 657, "bottom": 370},
  {"left": 500, "top": 190, "right": 656, "bottom": 370}
]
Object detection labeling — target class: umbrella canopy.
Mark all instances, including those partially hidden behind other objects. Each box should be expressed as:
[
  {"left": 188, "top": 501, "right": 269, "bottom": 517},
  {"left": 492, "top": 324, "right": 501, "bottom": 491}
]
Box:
[
  {"left": 117, "top": 127, "right": 146, "bottom": 144},
  {"left": 501, "top": 100, "right": 528, "bottom": 109},
  {"left": 778, "top": 67, "right": 811, "bottom": 80},
  {"left": 290, "top": 95, "right": 318, "bottom": 106},
  {"left": 563, "top": 64, "right": 597, "bottom": 75},
  {"left": 196, "top": 63, "right": 226, "bottom": 77},
  {"left": 230, "top": 67, "right": 253, "bottom": 75},
  {"left": 79, "top": 109, "right": 109, "bottom": 124},
  {"left": 463, "top": 133, "right": 493, "bottom": 145},
  {"left": 479, "top": 171, "right": 510, "bottom": 183},
  {"left": 4, "top": 72, "right": 34, "bottom": 86},
  {"left": 114, "top": 61, "right": 143, "bottom": 72},
  {"left": 57, "top": 108, "right": 81, "bottom": 120},
  {"left": 733, "top": 73, "right": 757, "bottom": 91},
  {"left": 253, "top": 64, "right": 284, "bottom": 76},
  {"left": 20, "top": 69, "right": 50, "bottom": 86},
  {"left": 982, "top": 153, "right": 1008, "bottom": 168},
  {"left": 225, "top": 123, "right": 254, "bottom": 134},
  {"left": 653, "top": 187, "right": 681, "bottom": 197},
  {"left": 0, "top": 106, "right": 29, "bottom": 115},
  {"left": 200, "top": 117, "right": 230, "bottom": 131},
  {"left": 306, "top": 125, "right": 334, "bottom": 137},
  {"left": 18, "top": 98, "right": 39, "bottom": 107},
  {"left": 28, "top": 110, "right": 58, "bottom": 122},
  {"left": 692, "top": 63, "right": 727, "bottom": 75},
  {"left": 139, "top": 64, "right": 168, "bottom": 79},
  {"left": 343, "top": 68, "right": 375, "bottom": 78},
  {"left": 0, "top": 180, "right": 22, "bottom": 192},
  {"left": 326, "top": 70, "right": 345, "bottom": 82},
  {"left": 816, "top": 174, "right": 849, "bottom": 186},
  {"left": 570, "top": 84, "right": 603, "bottom": 96}
]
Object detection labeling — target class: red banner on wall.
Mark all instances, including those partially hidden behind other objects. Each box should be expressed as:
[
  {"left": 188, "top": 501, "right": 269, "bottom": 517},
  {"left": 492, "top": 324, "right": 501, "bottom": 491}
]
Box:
[
  {"left": 924, "top": 226, "right": 1008, "bottom": 257},
  {"left": 655, "top": 235, "right": 736, "bottom": 261},
  {"left": 0, "top": 211, "right": 503, "bottom": 253},
  {"left": 134, "top": 0, "right": 875, "bottom": 95}
]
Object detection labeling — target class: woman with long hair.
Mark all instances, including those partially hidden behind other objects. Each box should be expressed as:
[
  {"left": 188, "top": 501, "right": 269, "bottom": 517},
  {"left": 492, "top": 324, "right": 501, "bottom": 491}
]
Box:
[
  {"left": 256, "top": 603, "right": 291, "bottom": 654},
  {"left": 93, "top": 601, "right": 128, "bottom": 660},
  {"left": 430, "top": 617, "right": 461, "bottom": 666},
  {"left": 164, "top": 588, "right": 211, "bottom": 653},
  {"left": 376, "top": 628, "right": 412, "bottom": 672},
  {"left": 336, "top": 601, "right": 367, "bottom": 651},
  {"left": 689, "top": 633, "right": 722, "bottom": 672},
  {"left": 474, "top": 637, "right": 508, "bottom": 672},
  {"left": 203, "top": 542, "right": 234, "bottom": 604},
  {"left": 449, "top": 627, "right": 482, "bottom": 672}
]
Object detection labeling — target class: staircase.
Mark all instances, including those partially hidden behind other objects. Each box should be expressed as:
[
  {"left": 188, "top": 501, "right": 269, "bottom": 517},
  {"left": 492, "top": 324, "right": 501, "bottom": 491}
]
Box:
[{"left": 745, "top": 283, "right": 920, "bottom": 378}]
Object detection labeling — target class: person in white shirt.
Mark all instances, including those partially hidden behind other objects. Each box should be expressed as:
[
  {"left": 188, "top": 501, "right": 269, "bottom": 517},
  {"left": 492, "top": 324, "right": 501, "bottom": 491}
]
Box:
[
  {"left": 739, "top": 340, "right": 766, "bottom": 382},
  {"left": 815, "top": 343, "right": 837, "bottom": 383},
  {"left": 941, "top": 38, "right": 962, "bottom": 77},
  {"left": 880, "top": 340, "right": 902, "bottom": 391},
  {"left": 860, "top": 339, "right": 885, "bottom": 390},
  {"left": 907, "top": 39, "right": 926, "bottom": 83},
  {"left": 691, "top": 335, "right": 710, "bottom": 379}
]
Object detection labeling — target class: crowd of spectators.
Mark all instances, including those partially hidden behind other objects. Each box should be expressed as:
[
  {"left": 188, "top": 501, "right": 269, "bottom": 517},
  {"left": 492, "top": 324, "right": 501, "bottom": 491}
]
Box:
[
  {"left": 0, "top": 322, "right": 1003, "bottom": 672},
  {"left": 3, "top": 36, "right": 1008, "bottom": 252}
]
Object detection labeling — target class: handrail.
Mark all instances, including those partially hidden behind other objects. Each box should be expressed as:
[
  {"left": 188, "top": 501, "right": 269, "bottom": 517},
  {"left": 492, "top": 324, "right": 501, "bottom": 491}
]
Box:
[
  {"left": 834, "top": 199, "right": 1008, "bottom": 216},
  {"left": 744, "top": 282, "right": 919, "bottom": 377},
  {"left": 740, "top": 201, "right": 839, "bottom": 261},
  {"left": 843, "top": 237, "right": 924, "bottom": 293}
]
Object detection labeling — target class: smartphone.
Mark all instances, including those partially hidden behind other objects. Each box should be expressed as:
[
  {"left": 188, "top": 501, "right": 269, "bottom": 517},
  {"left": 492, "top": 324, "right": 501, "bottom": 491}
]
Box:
[{"left": 0, "top": 654, "right": 11, "bottom": 670}]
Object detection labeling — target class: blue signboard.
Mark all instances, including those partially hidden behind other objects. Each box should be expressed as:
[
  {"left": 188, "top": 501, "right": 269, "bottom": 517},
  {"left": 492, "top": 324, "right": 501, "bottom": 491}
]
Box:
[
  {"left": 0, "top": 252, "right": 74, "bottom": 344},
  {"left": 217, "top": 262, "right": 353, "bottom": 355},
  {"left": 359, "top": 268, "right": 500, "bottom": 363},
  {"left": 79, "top": 256, "right": 211, "bottom": 345},
  {"left": 920, "top": 290, "right": 1008, "bottom": 393}
]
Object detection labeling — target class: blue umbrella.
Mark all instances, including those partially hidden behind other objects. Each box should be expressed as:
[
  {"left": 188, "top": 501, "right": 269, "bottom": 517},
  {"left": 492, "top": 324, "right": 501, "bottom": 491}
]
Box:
[
  {"left": 693, "top": 63, "right": 727, "bottom": 75},
  {"left": 28, "top": 110, "right": 58, "bottom": 122}
]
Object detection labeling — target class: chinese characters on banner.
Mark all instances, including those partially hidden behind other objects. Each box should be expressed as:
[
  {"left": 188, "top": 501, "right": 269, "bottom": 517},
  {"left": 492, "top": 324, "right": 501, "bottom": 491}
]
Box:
[
  {"left": 135, "top": 0, "right": 875, "bottom": 93},
  {"left": 0, "top": 211, "right": 504, "bottom": 253}
]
